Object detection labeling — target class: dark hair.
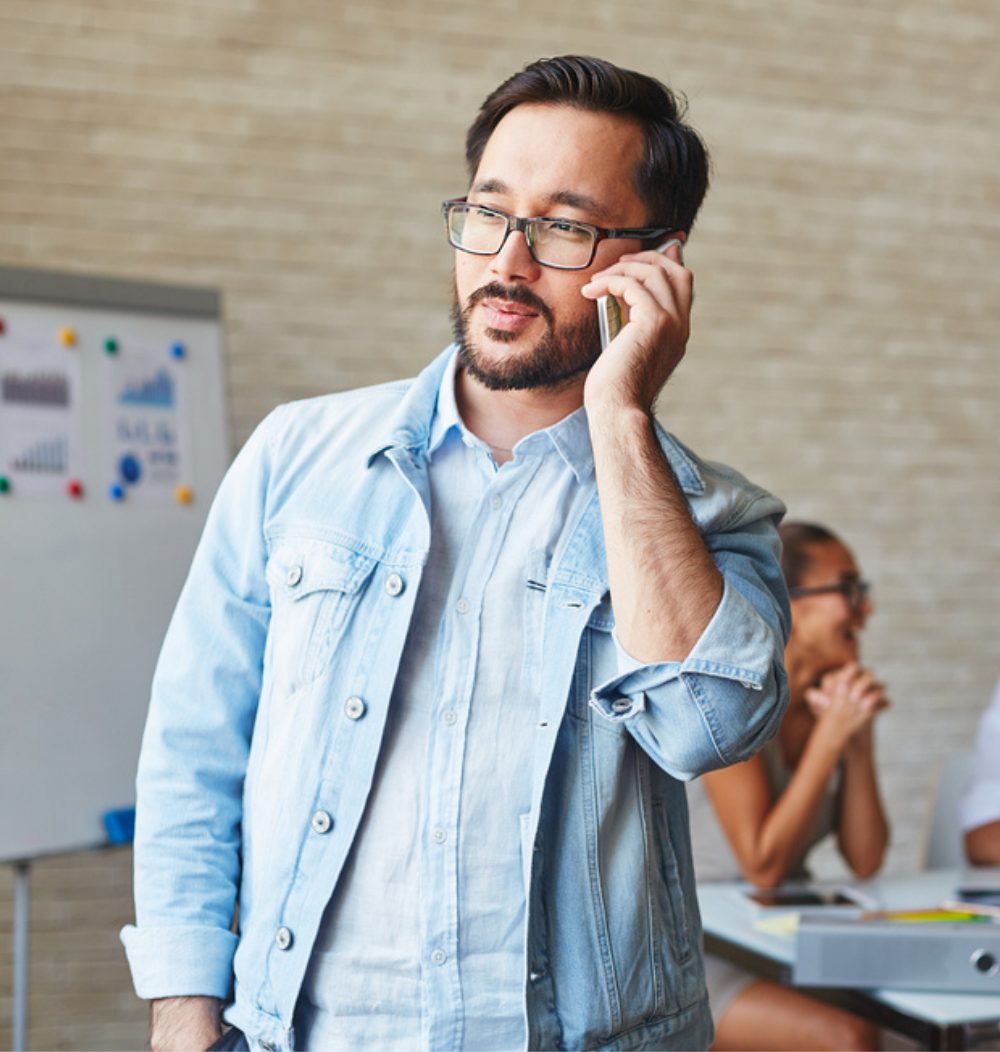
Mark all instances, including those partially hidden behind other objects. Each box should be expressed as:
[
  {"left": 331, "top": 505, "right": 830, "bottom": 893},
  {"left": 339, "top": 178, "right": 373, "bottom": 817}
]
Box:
[
  {"left": 778, "top": 521, "right": 842, "bottom": 589},
  {"left": 465, "top": 55, "right": 710, "bottom": 236}
]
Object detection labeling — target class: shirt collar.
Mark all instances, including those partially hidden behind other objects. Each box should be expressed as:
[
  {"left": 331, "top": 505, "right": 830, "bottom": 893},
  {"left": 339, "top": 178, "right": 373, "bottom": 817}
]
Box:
[
  {"left": 366, "top": 344, "right": 598, "bottom": 485},
  {"left": 436, "top": 351, "right": 594, "bottom": 482},
  {"left": 427, "top": 350, "right": 464, "bottom": 457}
]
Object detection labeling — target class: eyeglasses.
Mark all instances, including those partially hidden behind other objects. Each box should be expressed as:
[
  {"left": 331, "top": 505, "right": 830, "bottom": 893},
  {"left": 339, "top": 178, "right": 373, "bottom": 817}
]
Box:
[
  {"left": 441, "top": 198, "right": 673, "bottom": 271},
  {"left": 788, "top": 579, "right": 871, "bottom": 613}
]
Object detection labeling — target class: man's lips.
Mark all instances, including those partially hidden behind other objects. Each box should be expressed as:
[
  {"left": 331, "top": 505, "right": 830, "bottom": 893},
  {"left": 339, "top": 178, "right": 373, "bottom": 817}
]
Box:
[{"left": 480, "top": 299, "right": 540, "bottom": 331}]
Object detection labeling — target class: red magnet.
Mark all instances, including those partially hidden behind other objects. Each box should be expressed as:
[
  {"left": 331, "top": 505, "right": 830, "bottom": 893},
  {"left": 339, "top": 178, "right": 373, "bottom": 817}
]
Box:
[{"left": 66, "top": 478, "right": 85, "bottom": 499}]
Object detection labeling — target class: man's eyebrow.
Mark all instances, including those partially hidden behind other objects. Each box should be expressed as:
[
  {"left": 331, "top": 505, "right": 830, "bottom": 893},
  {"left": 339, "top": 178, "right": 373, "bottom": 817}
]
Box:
[
  {"left": 469, "top": 180, "right": 614, "bottom": 223},
  {"left": 545, "top": 190, "right": 613, "bottom": 222}
]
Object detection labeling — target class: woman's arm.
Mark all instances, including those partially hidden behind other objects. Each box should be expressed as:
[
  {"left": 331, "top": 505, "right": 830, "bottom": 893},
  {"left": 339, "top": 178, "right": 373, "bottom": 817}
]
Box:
[
  {"left": 704, "top": 663, "right": 887, "bottom": 887},
  {"left": 703, "top": 724, "right": 846, "bottom": 888},
  {"left": 836, "top": 722, "right": 890, "bottom": 877}
]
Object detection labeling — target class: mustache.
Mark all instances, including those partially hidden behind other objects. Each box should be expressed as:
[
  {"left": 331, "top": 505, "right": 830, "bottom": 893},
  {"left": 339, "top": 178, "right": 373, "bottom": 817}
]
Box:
[{"left": 465, "top": 282, "right": 554, "bottom": 327}]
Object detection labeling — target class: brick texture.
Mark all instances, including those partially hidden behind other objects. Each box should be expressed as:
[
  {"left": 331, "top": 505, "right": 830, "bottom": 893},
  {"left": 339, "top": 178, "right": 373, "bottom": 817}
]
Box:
[{"left": 1, "top": 1, "right": 998, "bottom": 1047}]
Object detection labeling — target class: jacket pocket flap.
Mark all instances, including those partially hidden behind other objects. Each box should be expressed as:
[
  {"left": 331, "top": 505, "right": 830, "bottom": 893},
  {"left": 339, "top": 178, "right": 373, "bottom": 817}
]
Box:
[{"left": 267, "top": 539, "right": 377, "bottom": 600}]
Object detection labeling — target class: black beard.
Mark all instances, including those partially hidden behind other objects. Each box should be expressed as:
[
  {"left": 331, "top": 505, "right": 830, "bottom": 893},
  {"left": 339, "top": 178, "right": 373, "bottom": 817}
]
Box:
[{"left": 450, "top": 280, "right": 601, "bottom": 392}]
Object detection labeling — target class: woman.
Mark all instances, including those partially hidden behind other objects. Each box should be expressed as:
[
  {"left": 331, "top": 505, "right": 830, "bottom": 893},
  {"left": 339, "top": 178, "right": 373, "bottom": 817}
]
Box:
[{"left": 688, "top": 521, "right": 890, "bottom": 1051}]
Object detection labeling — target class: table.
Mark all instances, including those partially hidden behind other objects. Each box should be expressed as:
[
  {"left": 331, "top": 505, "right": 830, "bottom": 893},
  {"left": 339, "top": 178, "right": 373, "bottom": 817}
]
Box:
[{"left": 697, "top": 869, "right": 1000, "bottom": 1050}]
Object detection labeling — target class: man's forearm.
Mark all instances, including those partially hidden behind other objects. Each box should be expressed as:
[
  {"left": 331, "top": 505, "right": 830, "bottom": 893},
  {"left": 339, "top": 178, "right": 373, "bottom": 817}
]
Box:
[
  {"left": 590, "top": 404, "right": 722, "bottom": 663},
  {"left": 150, "top": 995, "right": 223, "bottom": 1052}
]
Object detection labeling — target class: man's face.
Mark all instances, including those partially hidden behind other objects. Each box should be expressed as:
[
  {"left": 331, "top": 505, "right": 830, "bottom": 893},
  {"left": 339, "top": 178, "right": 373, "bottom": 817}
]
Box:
[{"left": 452, "top": 103, "right": 649, "bottom": 391}]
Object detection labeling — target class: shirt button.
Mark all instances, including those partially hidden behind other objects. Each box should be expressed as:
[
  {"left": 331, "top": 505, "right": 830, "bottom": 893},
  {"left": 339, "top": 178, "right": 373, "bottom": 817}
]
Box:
[
  {"left": 310, "top": 810, "right": 332, "bottom": 834},
  {"left": 490, "top": 495, "right": 502, "bottom": 510},
  {"left": 529, "top": 968, "right": 545, "bottom": 982},
  {"left": 442, "top": 710, "right": 457, "bottom": 726},
  {"left": 611, "top": 699, "right": 631, "bottom": 714},
  {"left": 455, "top": 598, "right": 470, "bottom": 615},
  {"left": 431, "top": 949, "right": 447, "bottom": 966},
  {"left": 275, "top": 926, "right": 293, "bottom": 950},
  {"left": 344, "top": 695, "right": 366, "bottom": 720},
  {"left": 431, "top": 827, "right": 446, "bottom": 844},
  {"left": 285, "top": 565, "right": 303, "bottom": 587},
  {"left": 385, "top": 572, "right": 404, "bottom": 596}
]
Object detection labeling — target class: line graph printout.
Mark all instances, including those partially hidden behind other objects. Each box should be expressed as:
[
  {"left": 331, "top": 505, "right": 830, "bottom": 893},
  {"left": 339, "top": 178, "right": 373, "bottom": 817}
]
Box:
[
  {"left": 0, "top": 342, "right": 83, "bottom": 495},
  {"left": 110, "top": 351, "right": 191, "bottom": 501}
]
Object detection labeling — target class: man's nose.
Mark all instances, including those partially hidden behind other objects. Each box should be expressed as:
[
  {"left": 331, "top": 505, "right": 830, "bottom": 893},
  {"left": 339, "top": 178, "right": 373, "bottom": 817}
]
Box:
[{"left": 489, "top": 229, "right": 542, "bottom": 284}]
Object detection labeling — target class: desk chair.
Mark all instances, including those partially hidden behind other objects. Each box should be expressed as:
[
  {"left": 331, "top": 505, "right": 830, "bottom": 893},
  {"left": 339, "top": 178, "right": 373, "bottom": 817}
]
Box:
[{"left": 923, "top": 751, "right": 973, "bottom": 869}]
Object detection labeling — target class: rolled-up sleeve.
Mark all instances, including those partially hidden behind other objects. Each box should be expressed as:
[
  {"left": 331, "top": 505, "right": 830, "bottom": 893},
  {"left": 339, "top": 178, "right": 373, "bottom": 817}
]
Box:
[
  {"left": 590, "top": 505, "right": 789, "bottom": 780},
  {"left": 120, "top": 407, "right": 283, "bottom": 999}
]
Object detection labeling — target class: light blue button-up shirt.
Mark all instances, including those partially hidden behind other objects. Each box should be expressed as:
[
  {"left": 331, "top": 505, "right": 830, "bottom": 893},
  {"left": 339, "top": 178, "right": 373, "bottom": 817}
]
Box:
[
  {"left": 122, "top": 346, "right": 790, "bottom": 1052},
  {"left": 298, "top": 354, "right": 600, "bottom": 1050}
]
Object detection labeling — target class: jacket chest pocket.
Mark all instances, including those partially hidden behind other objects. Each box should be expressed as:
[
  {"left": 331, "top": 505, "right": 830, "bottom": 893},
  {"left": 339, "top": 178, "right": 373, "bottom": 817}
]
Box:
[{"left": 265, "top": 538, "right": 377, "bottom": 693}]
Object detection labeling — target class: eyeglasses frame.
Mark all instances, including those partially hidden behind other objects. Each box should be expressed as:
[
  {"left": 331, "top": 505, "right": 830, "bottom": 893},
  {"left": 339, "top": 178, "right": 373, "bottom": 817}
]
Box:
[
  {"left": 788, "top": 579, "right": 871, "bottom": 611},
  {"left": 441, "top": 198, "right": 676, "bottom": 271}
]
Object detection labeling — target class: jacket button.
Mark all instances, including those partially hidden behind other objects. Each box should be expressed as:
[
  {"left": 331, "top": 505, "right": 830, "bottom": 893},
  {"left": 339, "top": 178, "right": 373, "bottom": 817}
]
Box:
[
  {"left": 385, "top": 572, "right": 404, "bottom": 596},
  {"left": 285, "top": 565, "right": 303, "bottom": 587},
  {"left": 259, "top": 1042, "right": 277, "bottom": 1052},
  {"left": 611, "top": 699, "right": 631, "bottom": 714},
  {"left": 344, "top": 695, "right": 366, "bottom": 720},
  {"left": 275, "top": 926, "right": 293, "bottom": 950},
  {"left": 310, "top": 810, "right": 332, "bottom": 834}
]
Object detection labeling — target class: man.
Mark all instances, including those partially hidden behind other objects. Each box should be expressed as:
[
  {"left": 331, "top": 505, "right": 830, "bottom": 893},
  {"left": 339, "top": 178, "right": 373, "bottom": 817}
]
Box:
[
  {"left": 122, "top": 55, "right": 789, "bottom": 1051},
  {"left": 962, "top": 677, "right": 1000, "bottom": 864}
]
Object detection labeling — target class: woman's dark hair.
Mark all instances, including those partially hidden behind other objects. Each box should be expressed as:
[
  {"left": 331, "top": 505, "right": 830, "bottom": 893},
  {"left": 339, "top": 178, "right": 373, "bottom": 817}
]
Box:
[
  {"left": 465, "top": 55, "right": 711, "bottom": 236},
  {"left": 779, "top": 521, "right": 841, "bottom": 589}
]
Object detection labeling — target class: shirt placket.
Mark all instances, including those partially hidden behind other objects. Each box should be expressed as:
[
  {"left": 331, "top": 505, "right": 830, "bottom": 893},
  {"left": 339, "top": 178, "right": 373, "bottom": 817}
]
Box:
[{"left": 420, "top": 447, "right": 542, "bottom": 1052}]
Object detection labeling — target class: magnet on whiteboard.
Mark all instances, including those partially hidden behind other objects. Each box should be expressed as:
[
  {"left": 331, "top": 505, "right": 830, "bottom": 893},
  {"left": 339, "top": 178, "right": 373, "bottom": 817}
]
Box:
[
  {"left": 170, "top": 341, "right": 186, "bottom": 359},
  {"left": 59, "top": 326, "right": 77, "bottom": 347},
  {"left": 66, "top": 479, "right": 84, "bottom": 499},
  {"left": 174, "top": 484, "right": 194, "bottom": 505},
  {"left": 109, "top": 482, "right": 126, "bottom": 501},
  {"left": 0, "top": 476, "right": 10, "bottom": 494},
  {"left": 119, "top": 454, "right": 141, "bottom": 484},
  {"left": 104, "top": 336, "right": 119, "bottom": 354},
  {"left": 0, "top": 316, "right": 6, "bottom": 335}
]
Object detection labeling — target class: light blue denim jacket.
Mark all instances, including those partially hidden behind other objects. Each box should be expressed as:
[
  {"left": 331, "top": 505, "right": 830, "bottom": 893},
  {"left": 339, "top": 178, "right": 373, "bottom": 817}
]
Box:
[{"left": 122, "top": 346, "right": 789, "bottom": 1052}]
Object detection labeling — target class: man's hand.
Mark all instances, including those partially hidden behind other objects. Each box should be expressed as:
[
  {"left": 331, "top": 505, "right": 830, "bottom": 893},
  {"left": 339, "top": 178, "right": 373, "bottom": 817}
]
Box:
[
  {"left": 580, "top": 239, "right": 692, "bottom": 413},
  {"left": 150, "top": 996, "right": 223, "bottom": 1052}
]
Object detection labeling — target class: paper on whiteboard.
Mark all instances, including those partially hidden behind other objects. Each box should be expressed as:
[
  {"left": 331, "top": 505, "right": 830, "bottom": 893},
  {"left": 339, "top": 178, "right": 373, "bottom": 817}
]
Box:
[{"left": 0, "top": 339, "right": 83, "bottom": 497}]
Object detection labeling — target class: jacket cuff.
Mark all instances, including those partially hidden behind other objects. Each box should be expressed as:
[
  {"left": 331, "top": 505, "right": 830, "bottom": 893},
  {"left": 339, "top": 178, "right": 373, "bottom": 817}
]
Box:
[
  {"left": 591, "top": 579, "right": 774, "bottom": 723},
  {"left": 120, "top": 924, "right": 237, "bottom": 1000}
]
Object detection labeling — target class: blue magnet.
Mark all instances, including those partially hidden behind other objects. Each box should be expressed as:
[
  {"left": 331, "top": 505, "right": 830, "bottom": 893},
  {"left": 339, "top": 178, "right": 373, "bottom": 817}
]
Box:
[
  {"left": 109, "top": 482, "right": 126, "bottom": 501},
  {"left": 119, "top": 453, "right": 142, "bottom": 485},
  {"left": 170, "top": 341, "right": 186, "bottom": 359},
  {"left": 102, "top": 807, "right": 136, "bottom": 845}
]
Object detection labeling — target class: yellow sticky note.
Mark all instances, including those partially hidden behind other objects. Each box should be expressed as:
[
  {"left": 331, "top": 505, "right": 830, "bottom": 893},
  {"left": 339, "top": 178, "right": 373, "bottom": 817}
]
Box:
[{"left": 752, "top": 912, "right": 801, "bottom": 937}]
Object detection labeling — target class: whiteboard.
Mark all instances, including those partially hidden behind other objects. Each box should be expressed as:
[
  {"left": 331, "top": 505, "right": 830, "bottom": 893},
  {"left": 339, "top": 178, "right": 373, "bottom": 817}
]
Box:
[{"left": 0, "top": 266, "right": 229, "bottom": 863}]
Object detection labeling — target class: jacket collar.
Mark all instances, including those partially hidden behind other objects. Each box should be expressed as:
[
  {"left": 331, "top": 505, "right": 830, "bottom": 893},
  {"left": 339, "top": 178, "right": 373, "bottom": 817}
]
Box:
[{"left": 365, "top": 344, "right": 705, "bottom": 497}]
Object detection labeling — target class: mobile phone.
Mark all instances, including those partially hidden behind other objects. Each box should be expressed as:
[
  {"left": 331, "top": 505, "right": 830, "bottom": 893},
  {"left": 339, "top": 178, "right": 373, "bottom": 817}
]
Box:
[
  {"left": 596, "top": 238, "right": 684, "bottom": 350},
  {"left": 597, "top": 294, "right": 622, "bottom": 349}
]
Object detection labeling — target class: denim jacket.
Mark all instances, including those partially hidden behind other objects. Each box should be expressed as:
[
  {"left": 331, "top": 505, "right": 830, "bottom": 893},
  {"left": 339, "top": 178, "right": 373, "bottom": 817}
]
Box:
[{"left": 122, "top": 347, "right": 789, "bottom": 1051}]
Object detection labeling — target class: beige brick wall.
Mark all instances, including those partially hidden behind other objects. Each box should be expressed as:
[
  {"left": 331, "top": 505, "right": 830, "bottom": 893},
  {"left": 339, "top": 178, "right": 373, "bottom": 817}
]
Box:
[{"left": 1, "top": 1, "right": 998, "bottom": 1047}]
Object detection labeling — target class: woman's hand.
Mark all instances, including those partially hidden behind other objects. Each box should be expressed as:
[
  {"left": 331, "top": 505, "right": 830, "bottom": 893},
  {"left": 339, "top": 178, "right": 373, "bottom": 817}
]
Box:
[{"left": 805, "top": 663, "right": 889, "bottom": 754}]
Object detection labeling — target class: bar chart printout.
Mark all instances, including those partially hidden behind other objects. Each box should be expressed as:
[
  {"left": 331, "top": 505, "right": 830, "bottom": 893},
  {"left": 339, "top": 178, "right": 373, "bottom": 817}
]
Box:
[
  {"left": 0, "top": 342, "right": 82, "bottom": 496},
  {"left": 111, "top": 352, "right": 189, "bottom": 501}
]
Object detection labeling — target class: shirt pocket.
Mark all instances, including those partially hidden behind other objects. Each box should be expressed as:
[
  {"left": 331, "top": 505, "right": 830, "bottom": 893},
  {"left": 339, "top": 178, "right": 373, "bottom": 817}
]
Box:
[{"left": 265, "top": 537, "right": 378, "bottom": 693}]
